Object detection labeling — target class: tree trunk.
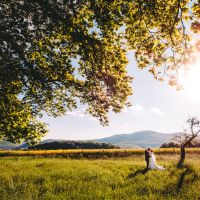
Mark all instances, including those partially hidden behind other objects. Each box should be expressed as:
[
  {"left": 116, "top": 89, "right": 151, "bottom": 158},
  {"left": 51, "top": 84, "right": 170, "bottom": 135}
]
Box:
[{"left": 177, "top": 146, "right": 186, "bottom": 168}]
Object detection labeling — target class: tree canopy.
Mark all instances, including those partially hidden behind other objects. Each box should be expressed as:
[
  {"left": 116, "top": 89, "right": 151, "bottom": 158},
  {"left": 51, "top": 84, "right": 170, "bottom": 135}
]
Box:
[{"left": 0, "top": 0, "right": 199, "bottom": 144}]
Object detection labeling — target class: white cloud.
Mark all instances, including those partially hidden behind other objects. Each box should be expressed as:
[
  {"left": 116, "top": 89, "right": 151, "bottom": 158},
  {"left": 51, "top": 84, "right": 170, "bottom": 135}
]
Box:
[
  {"left": 130, "top": 105, "right": 144, "bottom": 115},
  {"left": 89, "top": 116, "right": 98, "bottom": 122},
  {"left": 150, "top": 107, "right": 165, "bottom": 116},
  {"left": 122, "top": 104, "right": 144, "bottom": 115},
  {"left": 67, "top": 111, "right": 85, "bottom": 118},
  {"left": 67, "top": 111, "right": 99, "bottom": 122}
]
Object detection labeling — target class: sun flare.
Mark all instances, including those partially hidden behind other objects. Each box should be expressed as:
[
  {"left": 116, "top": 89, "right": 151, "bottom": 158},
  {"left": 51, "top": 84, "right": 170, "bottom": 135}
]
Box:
[{"left": 180, "top": 59, "right": 200, "bottom": 97}]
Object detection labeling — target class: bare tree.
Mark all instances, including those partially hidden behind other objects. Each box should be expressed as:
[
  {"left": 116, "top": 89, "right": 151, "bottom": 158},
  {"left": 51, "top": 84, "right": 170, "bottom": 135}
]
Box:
[{"left": 173, "top": 117, "right": 200, "bottom": 168}]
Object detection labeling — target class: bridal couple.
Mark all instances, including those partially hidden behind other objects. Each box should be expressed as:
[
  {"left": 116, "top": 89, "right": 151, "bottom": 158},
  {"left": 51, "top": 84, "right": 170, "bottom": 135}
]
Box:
[{"left": 145, "top": 148, "right": 165, "bottom": 170}]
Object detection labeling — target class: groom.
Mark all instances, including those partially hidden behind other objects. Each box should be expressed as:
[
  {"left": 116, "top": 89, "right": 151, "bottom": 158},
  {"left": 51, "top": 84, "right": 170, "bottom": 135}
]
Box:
[{"left": 145, "top": 148, "right": 151, "bottom": 169}]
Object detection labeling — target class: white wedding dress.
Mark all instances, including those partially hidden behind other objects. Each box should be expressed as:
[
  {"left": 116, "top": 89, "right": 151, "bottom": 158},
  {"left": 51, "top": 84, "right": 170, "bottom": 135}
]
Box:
[{"left": 148, "top": 152, "right": 165, "bottom": 170}]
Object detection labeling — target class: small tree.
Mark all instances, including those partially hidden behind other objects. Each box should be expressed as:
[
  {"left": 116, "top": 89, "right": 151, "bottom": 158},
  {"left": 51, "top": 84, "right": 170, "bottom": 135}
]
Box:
[{"left": 173, "top": 117, "right": 200, "bottom": 168}]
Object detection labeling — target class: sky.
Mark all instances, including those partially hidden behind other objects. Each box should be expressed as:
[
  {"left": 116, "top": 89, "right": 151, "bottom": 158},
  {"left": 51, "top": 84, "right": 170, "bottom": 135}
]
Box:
[{"left": 43, "top": 51, "right": 200, "bottom": 140}]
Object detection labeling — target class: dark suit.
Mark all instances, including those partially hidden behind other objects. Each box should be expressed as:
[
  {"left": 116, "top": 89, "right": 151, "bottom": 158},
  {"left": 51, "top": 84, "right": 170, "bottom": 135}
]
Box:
[{"left": 145, "top": 150, "right": 151, "bottom": 168}]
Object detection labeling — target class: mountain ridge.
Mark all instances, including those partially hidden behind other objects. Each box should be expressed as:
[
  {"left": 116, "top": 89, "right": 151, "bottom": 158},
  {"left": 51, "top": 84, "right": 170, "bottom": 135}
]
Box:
[
  {"left": 0, "top": 130, "right": 181, "bottom": 149},
  {"left": 95, "top": 130, "right": 181, "bottom": 148}
]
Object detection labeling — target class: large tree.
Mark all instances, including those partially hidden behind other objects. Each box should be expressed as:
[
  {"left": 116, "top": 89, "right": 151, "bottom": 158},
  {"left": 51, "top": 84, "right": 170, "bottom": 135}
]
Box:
[{"left": 0, "top": 0, "right": 199, "bottom": 144}]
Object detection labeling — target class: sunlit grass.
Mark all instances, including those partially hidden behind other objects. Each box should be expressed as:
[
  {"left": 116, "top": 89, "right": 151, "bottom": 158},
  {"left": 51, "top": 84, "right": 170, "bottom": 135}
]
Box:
[
  {"left": 0, "top": 153, "right": 200, "bottom": 200},
  {"left": 0, "top": 148, "right": 200, "bottom": 158}
]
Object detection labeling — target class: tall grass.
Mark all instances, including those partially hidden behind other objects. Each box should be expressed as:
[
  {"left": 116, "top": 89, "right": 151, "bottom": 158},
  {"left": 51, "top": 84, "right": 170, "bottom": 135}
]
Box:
[
  {"left": 0, "top": 154, "right": 200, "bottom": 199},
  {"left": 0, "top": 148, "right": 200, "bottom": 158}
]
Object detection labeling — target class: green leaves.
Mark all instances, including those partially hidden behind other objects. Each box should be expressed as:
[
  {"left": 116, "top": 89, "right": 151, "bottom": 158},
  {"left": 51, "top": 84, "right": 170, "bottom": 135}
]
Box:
[
  {"left": 0, "top": 92, "right": 47, "bottom": 145},
  {"left": 0, "top": 0, "right": 199, "bottom": 143}
]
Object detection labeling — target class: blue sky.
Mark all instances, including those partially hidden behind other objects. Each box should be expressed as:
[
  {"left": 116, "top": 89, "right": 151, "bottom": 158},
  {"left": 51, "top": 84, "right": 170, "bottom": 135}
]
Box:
[{"left": 43, "top": 51, "right": 200, "bottom": 140}]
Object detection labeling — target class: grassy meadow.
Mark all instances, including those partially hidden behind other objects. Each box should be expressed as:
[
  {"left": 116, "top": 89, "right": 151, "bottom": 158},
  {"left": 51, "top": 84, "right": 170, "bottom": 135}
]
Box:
[
  {"left": 0, "top": 150, "right": 200, "bottom": 200},
  {"left": 1, "top": 148, "right": 200, "bottom": 158}
]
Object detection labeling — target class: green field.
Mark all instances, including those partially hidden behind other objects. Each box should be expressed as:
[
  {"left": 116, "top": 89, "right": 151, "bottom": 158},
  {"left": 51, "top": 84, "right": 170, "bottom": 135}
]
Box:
[{"left": 0, "top": 152, "right": 200, "bottom": 200}]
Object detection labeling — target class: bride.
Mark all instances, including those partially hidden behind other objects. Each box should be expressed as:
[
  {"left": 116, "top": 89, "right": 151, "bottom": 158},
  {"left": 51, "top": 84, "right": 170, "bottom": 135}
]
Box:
[{"left": 148, "top": 150, "right": 165, "bottom": 170}]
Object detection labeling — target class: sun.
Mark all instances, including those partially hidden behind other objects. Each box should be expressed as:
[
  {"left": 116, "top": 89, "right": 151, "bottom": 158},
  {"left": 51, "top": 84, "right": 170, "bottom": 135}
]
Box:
[
  {"left": 178, "top": 39, "right": 200, "bottom": 97},
  {"left": 180, "top": 60, "right": 200, "bottom": 97}
]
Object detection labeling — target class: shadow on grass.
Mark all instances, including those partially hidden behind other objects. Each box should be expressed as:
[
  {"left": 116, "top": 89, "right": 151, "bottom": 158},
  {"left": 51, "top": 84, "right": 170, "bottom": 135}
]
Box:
[
  {"left": 176, "top": 166, "right": 190, "bottom": 192},
  {"left": 128, "top": 168, "right": 148, "bottom": 179},
  {"left": 176, "top": 165, "right": 198, "bottom": 192},
  {"left": 160, "top": 165, "right": 199, "bottom": 197}
]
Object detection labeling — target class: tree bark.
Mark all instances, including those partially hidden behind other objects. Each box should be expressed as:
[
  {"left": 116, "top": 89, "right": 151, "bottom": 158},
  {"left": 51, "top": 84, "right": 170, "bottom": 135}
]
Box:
[{"left": 177, "top": 146, "right": 185, "bottom": 168}]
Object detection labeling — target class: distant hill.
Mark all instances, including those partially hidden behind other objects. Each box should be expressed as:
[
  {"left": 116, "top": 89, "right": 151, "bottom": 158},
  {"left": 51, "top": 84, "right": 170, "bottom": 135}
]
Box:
[
  {"left": 29, "top": 141, "right": 119, "bottom": 150},
  {"left": 0, "top": 130, "right": 181, "bottom": 149},
  {"left": 0, "top": 141, "right": 20, "bottom": 150},
  {"left": 95, "top": 131, "right": 181, "bottom": 148}
]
